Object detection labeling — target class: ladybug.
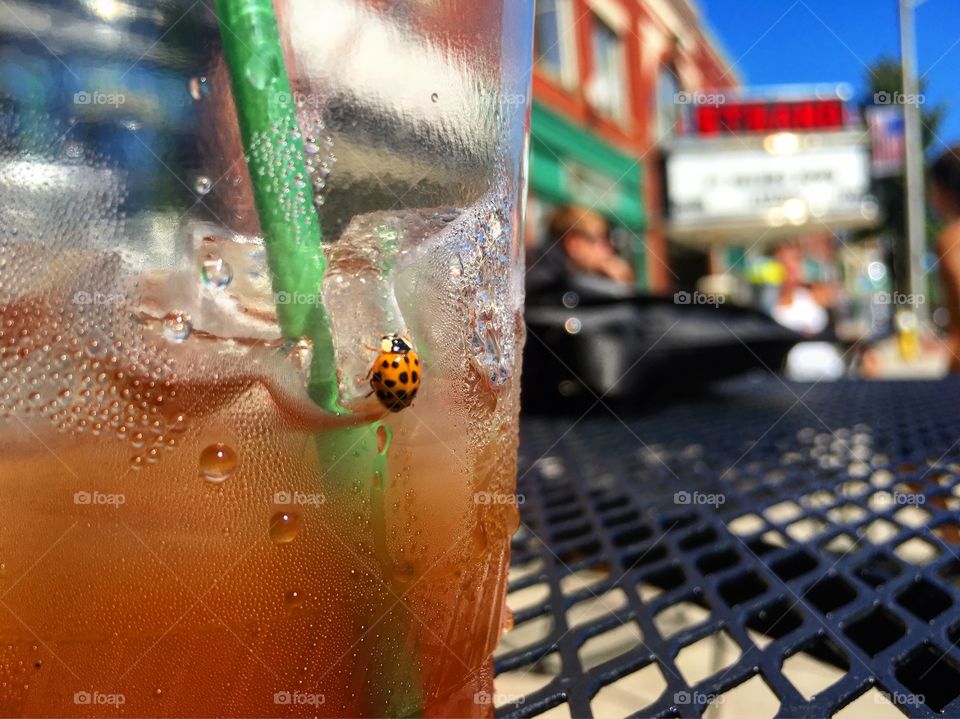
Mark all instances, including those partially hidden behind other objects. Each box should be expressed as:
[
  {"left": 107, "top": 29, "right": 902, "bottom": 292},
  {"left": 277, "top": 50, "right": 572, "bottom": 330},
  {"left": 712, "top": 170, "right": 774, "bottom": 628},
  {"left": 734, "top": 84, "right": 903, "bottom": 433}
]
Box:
[{"left": 367, "top": 333, "right": 421, "bottom": 412}]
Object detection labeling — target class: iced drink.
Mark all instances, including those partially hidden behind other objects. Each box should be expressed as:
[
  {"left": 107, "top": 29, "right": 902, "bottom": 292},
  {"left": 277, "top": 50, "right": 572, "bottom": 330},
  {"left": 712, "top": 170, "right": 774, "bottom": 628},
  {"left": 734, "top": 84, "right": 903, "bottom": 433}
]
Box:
[{"left": 0, "top": 0, "right": 532, "bottom": 715}]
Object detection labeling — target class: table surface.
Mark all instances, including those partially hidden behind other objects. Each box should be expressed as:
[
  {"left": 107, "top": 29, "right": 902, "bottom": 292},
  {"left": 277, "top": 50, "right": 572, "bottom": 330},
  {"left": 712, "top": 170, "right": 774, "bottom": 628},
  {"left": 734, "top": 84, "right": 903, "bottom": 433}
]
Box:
[{"left": 495, "top": 376, "right": 960, "bottom": 719}]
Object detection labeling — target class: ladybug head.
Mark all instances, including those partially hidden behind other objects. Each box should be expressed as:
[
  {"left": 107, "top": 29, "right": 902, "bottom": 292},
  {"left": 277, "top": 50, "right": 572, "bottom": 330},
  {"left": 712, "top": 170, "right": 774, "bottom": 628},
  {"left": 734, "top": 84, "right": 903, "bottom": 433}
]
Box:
[{"left": 380, "top": 333, "right": 412, "bottom": 354}]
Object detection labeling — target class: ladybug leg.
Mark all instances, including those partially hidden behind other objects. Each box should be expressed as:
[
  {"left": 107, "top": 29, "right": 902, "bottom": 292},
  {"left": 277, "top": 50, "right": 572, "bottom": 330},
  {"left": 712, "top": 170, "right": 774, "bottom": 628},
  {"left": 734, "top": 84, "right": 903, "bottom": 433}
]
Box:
[{"left": 363, "top": 343, "right": 379, "bottom": 352}]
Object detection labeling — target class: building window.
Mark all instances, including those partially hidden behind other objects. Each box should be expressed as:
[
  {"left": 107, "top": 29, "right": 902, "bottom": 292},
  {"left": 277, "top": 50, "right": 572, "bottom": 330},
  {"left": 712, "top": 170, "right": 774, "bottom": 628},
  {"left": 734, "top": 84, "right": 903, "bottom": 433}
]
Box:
[
  {"left": 656, "top": 65, "right": 683, "bottom": 141},
  {"left": 534, "top": 0, "right": 577, "bottom": 87},
  {"left": 587, "top": 15, "right": 628, "bottom": 125}
]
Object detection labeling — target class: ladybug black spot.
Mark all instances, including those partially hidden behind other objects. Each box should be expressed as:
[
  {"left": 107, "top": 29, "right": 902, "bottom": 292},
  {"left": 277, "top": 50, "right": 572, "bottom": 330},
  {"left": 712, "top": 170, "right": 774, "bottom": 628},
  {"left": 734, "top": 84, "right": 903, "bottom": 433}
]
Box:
[
  {"left": 376, "top": 390, "right": 388, "bottom": 400},
  {"left": 381, "top": 360, "right": 389, "bottom": 368},
  {"left": 384, "top": 379, "right": 396, "bottom": 388},
  {"left": 414, "top": 358, "right": 419, "bottom": 366},
  {"left": 373, "top": 371, "right": 382, "bottom": 381},
  {"left": 398, "top": 372, "right": 408, "bottom": 384},
  {"left": 392, "top": 360, "right": 400, "bottom": 368},
  {"left": 403, "top": 355, "right": 410, "bottom": 365},
  {"left": 395, "top": 389, "right": 407, "bottom": 399},
  {"left": 411, "top": 388, "right": 418, "bottom": 398},
  {"left": 411, "top": 371, "right": 418, "bottom": 383}
]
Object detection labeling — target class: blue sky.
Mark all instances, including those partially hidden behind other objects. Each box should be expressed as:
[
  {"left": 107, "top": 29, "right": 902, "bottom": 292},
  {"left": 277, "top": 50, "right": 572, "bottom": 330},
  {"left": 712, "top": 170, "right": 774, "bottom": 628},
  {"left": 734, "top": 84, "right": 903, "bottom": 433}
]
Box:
[{"left": 700, "top": 0, "right": 960, "bottom": 154}]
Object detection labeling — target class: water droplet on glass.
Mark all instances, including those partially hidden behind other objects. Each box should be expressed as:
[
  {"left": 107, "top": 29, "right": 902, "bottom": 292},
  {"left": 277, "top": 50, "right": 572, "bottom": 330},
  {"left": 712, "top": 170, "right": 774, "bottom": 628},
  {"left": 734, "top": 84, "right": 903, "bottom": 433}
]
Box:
[
  {"left": 392, "top": 562, "right": 415, "bottom": 583},
  {"left": 375, "top": 424, "right": 390, "bottom": 455},
  {"left": 269, "top": 511, "right": 302, "bottom": 544},
  {"left": 284, "top": 589, "right": 305, "bottom": 611},
  {"left": 304, "top": 138, "right": 319, "bottom": 155},
  {"left": 201, "top": 257, "right": 233, "bottom": 289},
  {"left": 430, "top": 93, "right": 439, "bottom": 103},
  {"left": 188, "top": 76, "right": 209, "bottom": 101},
  {"left": 162, "top": 312, "right": 192, "bottom": 342},
  {"left": 194, "top": 176, "right": 212, "bottom": 195},
  {"left": 199, "top": 444, "right": 237, "bottom": 483},
  {"left": 564, "top": 317, "right": 582, "bottom": 335}
]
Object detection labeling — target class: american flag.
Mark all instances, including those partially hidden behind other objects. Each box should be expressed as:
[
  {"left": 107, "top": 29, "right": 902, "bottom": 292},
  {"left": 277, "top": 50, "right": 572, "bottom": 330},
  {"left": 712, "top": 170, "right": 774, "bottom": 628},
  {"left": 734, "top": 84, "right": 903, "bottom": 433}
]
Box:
[{"left": 867, "top": 106, "right": 905, "bottom": 177}]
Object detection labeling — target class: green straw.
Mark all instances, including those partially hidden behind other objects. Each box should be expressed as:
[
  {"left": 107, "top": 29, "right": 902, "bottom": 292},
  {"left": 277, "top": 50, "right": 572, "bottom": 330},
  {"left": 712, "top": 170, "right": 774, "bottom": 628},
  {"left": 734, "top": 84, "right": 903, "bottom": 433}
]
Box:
[
  {"left": 215, "top": 2, "right": 424, "bottom": 712},
  {"left": 215, "top": 0, "right": 342, "bottom": 413}
]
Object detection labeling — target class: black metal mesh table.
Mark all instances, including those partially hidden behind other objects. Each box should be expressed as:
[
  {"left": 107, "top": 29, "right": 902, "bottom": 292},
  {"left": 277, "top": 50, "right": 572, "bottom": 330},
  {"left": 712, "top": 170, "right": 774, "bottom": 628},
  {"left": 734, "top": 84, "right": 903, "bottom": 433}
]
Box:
[{"left": 496, "top": 376, "right": 960, "bottom": 719}]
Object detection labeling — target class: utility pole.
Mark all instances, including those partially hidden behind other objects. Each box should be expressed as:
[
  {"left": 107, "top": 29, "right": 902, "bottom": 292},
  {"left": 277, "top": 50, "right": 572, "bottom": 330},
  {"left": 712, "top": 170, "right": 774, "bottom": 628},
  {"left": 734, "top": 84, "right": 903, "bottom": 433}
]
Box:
[{"left": 899, "top": 0, "right": 927, "bottom": 320}]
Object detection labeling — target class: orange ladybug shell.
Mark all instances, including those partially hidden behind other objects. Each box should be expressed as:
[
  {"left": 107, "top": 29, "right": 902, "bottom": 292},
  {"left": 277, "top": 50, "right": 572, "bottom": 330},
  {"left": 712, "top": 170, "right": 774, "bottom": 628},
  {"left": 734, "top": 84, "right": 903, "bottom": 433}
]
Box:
[{"left": 369, "top": 336, "right": 421, "bottom": 412}]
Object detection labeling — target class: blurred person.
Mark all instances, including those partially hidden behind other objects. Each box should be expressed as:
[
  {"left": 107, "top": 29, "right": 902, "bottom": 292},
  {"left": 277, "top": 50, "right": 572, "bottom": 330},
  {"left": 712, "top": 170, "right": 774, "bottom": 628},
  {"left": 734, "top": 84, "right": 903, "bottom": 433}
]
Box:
[
  {"left": 770, "top": 246, "right": 829, "bottom": 337},
  {"left": 930, "top": 146, "right": 960, "bottom": 372},
  {"left": 526, "top": 206, "right": 635, "bottom": 294},
  {"left": 771, "top": 245, "right": 843, "bottom": 381}
]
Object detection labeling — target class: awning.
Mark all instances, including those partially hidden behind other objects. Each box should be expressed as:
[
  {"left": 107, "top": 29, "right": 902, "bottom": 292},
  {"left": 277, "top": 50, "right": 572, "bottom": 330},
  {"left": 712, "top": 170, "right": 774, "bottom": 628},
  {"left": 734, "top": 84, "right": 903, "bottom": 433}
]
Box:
[{"left": 529, "top": 102, "right": 645, "bottom": 230}]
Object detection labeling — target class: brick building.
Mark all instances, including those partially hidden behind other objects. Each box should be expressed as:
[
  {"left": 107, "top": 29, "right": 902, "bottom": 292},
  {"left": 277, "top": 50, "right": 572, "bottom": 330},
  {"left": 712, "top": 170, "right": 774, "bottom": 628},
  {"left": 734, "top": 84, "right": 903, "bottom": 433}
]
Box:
[{"left": 528, "top": 0, "right": 737, "bottom": 293}]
